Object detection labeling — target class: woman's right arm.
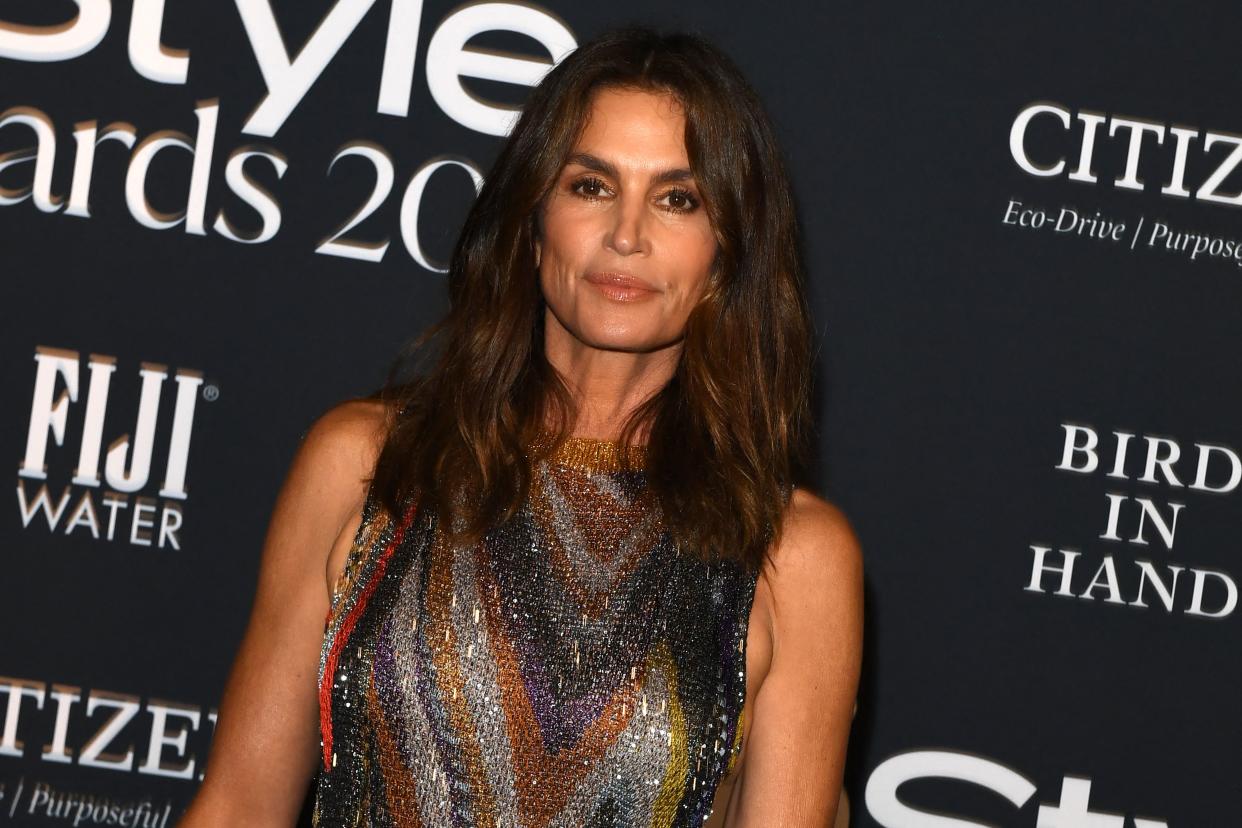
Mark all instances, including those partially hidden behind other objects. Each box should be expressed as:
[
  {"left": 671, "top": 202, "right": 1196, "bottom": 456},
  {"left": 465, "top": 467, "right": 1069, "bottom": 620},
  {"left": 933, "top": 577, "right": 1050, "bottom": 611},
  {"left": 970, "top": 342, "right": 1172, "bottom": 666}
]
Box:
[{"left": 178, "top": 398, "right": 390, "bottom": 827}]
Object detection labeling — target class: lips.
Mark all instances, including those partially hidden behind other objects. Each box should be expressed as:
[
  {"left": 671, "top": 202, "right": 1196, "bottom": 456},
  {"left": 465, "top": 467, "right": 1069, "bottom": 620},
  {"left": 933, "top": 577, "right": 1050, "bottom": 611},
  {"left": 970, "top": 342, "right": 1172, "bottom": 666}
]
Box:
[{"left": 583, "top": 271, "right": 657, "bottom": 291}]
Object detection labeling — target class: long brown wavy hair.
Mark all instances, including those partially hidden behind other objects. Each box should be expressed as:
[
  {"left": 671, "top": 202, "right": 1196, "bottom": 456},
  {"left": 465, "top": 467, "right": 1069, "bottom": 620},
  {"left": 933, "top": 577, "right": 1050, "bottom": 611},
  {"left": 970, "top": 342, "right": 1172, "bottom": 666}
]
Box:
[{"left": 368, "top": 24, "right": 813, "bottom": 575}]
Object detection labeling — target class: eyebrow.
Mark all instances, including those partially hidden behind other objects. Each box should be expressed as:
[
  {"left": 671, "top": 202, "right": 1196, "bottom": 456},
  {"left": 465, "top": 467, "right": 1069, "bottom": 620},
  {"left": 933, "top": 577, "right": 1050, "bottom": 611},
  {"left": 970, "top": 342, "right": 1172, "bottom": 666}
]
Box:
[{"left": 564, "top": 152, "right": 694, "bottom": 186}]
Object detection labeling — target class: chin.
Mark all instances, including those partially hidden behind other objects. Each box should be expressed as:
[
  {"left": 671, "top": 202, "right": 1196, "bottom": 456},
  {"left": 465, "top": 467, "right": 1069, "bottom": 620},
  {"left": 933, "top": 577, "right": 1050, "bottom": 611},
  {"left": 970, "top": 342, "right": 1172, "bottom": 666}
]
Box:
[{"left": 577, "top": 324, "right": 665, "bottom": 353}]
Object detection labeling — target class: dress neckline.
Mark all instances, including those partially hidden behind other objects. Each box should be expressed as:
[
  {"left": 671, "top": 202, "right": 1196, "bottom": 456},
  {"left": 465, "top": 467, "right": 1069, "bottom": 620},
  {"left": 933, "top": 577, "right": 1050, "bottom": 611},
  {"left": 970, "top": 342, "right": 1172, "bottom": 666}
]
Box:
[{"left": 529, "top": 429, "right": 648, "bottom": 473}]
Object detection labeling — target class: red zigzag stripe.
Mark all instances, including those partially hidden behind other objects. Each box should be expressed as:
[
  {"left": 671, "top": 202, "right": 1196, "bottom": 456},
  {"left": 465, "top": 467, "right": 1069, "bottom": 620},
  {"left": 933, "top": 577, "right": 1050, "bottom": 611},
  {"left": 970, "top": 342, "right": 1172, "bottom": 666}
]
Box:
[{"left": 318, "top": 496, "right": 420, "bottom": 773}]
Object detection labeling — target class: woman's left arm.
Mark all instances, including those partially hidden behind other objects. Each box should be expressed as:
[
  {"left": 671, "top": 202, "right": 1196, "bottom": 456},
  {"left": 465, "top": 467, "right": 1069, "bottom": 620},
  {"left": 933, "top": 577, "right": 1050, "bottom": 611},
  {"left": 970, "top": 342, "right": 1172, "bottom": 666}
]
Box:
[{"left": 727, "top": 489, "right": 865, "bottom": 827}]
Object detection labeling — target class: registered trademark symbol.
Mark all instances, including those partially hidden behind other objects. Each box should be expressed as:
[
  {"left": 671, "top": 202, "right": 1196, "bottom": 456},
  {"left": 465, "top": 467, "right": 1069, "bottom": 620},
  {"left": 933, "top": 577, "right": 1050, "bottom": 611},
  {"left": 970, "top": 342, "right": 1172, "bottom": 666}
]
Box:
[{"left": 202, "top": 384, "right": 220, "bottom": 402}]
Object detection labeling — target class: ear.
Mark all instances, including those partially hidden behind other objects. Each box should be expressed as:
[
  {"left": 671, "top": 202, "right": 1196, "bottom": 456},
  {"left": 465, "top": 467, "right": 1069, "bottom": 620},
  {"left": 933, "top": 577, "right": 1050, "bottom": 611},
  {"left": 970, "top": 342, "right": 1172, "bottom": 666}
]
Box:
[{"left": 534, "top": 237, "right": 542, "bottom": 268}]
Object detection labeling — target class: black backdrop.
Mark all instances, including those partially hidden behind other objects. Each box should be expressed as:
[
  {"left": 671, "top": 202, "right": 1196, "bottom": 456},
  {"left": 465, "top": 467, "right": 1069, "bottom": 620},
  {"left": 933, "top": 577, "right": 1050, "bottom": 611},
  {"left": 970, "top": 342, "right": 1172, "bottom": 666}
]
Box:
[{"left": 3, "top": 2, "right": 1239, "bottom": 825}]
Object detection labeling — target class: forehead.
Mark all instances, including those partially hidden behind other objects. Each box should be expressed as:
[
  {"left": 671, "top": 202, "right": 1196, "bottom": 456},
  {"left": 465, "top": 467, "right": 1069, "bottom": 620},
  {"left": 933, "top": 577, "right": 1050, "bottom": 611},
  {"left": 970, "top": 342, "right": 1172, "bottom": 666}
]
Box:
[{"left": 573, "top": 87, "right": 689, "bottom": 163}]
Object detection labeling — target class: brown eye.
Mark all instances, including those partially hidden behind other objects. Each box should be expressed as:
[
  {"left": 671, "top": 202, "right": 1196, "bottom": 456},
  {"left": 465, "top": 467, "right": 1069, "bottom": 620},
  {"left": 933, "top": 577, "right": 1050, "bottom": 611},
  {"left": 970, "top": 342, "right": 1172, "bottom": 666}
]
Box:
[
  {"left": 571, "top": 176, "right": 610, "bottom": 200},
  {"left": 662, "top": 187, "right": 700, "bottom": 214}
]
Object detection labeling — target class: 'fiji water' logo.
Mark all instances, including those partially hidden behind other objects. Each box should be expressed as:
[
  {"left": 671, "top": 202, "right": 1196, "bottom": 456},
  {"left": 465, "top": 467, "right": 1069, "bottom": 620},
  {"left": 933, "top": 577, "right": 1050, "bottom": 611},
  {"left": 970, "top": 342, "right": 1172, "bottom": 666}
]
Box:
[{"left": 16, "top": 346, "right": 211, "bottom": 549}]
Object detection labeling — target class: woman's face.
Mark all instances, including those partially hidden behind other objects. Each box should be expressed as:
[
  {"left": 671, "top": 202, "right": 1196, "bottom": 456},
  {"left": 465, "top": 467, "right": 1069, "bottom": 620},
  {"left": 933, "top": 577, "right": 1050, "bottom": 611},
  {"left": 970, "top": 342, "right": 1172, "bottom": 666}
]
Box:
[{"left": 535, "top": 87, "right": 717, "bottom": 356}]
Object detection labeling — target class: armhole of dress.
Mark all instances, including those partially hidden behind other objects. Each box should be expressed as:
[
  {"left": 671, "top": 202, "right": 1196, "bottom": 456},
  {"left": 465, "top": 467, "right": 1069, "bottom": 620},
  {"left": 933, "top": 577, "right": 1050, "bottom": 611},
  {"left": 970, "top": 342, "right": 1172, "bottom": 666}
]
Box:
[
  {"left": 727, "top": 564, "right": 761, "bottom": 776},
  {"left": 723, "top": 486, "right": 785, "bottom": 777},
  {"left": 326, "top": 478, "right": 381, "bottom": 617}
]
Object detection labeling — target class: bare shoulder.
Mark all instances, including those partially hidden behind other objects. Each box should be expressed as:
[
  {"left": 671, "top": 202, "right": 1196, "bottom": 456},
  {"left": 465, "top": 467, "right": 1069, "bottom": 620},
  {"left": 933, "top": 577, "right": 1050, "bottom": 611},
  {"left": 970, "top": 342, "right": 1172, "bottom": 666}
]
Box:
[
  {"left": 297, "top": 397, "right": 395, "bottom": 597},
  {"left": 277, "top": 397, "right": 392, "bottom": 571},
  {"left": 764, "top": 486, "right": 864, "bottom": 590},
  {"left": 751, "top": 486, "right": 864, "bottom": 662},
  {"left": 293, "top": 397, "right": 391, "bottom": 498},
  {"left": 302, "top": 396, "right": 391, "bottom": 460}
]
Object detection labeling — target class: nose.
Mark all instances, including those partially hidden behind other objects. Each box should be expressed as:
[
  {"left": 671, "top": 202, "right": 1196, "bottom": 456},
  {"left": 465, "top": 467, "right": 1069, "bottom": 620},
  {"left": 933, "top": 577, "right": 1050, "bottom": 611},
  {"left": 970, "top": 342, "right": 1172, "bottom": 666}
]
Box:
[{"left": 605, "top": 193, "right": 648, "bottom": 256}]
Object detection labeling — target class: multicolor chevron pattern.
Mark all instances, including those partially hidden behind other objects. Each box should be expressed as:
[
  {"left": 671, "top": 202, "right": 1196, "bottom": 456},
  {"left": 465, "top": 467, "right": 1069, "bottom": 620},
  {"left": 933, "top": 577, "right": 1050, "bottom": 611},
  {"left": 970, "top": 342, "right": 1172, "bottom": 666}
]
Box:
[{"left": 313, "top": 435, "right": 758, "bottom": 827}]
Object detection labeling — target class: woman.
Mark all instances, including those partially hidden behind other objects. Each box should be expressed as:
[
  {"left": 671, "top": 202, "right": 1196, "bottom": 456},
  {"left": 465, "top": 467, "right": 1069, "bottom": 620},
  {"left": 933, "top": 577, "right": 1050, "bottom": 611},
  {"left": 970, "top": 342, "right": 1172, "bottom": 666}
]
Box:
[{"left": 181, "top": 25, "right": 862, "bottom": 828}]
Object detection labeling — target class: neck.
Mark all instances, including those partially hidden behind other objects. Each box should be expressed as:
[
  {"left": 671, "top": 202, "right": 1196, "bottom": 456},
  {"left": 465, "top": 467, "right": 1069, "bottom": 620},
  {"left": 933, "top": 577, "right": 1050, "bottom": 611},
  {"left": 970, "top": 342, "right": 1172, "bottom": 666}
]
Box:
[{"left": 542, "top": 308, "right": 680, "bottom": 441}]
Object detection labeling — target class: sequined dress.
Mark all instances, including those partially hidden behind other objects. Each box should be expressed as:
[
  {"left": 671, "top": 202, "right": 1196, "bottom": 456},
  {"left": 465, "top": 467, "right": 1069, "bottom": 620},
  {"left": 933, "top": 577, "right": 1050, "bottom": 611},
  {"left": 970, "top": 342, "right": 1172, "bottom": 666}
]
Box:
[{"left": 312, "top": 434, "right": 759, "bottom": 827}]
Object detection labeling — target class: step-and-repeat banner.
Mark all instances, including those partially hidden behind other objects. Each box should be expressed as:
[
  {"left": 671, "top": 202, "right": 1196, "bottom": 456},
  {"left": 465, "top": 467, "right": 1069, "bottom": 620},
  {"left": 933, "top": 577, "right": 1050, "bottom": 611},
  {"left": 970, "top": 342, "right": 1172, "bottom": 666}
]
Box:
[{"left": 3, "top": 2, "right": 1237, "bottom": 825}]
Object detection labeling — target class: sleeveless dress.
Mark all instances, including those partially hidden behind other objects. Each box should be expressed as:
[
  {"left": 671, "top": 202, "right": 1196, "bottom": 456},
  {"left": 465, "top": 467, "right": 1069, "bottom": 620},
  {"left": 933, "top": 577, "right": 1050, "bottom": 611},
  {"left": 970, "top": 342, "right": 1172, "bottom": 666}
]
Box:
[{"left": 312, "top": 433, "right": 759, "bottom": 827}]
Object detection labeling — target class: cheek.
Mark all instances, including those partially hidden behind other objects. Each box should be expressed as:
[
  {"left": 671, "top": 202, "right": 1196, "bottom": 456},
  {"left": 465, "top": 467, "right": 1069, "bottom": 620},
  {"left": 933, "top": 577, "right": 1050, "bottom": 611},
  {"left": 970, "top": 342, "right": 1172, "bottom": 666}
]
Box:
[
  {"left": 672, "top": 232, "right": 717, "bottom": 305},
  {"left": 537, "top": 222, "right": 574, "bottom": 296},
  {"left": 541, "top": 204, "right": 597, "bottom": 266}
]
